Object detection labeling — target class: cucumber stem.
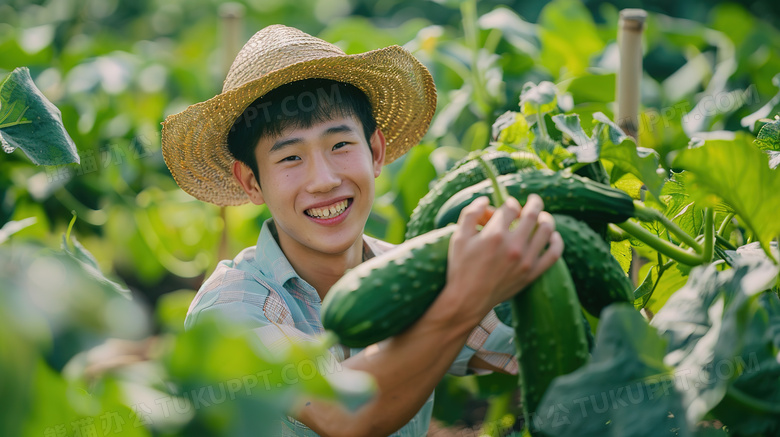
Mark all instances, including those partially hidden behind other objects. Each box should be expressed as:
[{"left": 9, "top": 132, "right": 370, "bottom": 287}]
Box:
[
  {"left": 534, "top": 105, "right": 550, "bottom": 140},
  {"left": 476, "top": 155, "right": 509, "bottom": 207},
  {"left": 718, "top": 212, "right": 735, "bottom": 237},
  {"left": 608, "top": 223, "right": 630, "bottom": 241},
  {"left": 633, "top": 203, "right": 703, "bottom": 252},
  {"left": 702, "top": 208, "right": 714, "bottom": 264},
  {"left": 617, "top": 220, "right": 704, "bottom": 266},
  {"left": 715, "top": 234, "right": 737, "bottom": 251}
]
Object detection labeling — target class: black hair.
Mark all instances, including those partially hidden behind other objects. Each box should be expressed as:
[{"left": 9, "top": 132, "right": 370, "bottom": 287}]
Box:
[{"left": 227, "top": 78, "right": 377, "bottom": 184}]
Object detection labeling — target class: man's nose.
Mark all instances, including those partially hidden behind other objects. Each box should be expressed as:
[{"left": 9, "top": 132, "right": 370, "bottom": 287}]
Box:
[{"left": 306, "top": 154, "right": 341, "bottom": 193}]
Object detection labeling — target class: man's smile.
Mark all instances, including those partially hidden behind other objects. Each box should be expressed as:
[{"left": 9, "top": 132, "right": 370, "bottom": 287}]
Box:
[{"left": 305, "top": 198, "right": 352, "bottom": 219}]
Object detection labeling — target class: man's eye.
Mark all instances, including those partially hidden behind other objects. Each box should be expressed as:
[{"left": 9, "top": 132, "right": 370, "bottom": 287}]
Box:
[
  {"left": 280, "top": 155, "right": 300, "bottom": 162},
  {"left": 333, "top": 142, "right": 349, "bottom": 150}
]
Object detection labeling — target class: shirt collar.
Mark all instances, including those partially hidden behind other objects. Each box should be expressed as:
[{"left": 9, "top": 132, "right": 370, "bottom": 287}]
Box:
[
  {"left": 254, "top": 219, "right": 302, "bottom": 288},
  {"left": 253, "top": 219, "right": 382, "bottom": 290}
]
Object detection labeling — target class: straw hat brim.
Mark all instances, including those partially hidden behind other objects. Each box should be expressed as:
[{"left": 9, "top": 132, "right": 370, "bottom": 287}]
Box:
[{"left": 161, "top": 45, "right": 436, "bottom": 206}]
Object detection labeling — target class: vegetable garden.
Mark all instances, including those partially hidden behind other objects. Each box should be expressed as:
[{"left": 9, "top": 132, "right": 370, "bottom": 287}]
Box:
[{"left": 2, "top": 0, "right": 780, "bottom": 436}]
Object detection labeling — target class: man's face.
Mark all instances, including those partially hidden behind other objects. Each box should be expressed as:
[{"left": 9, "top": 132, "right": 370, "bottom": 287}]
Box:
[{"left": 253, "top": 115, "right": 385, "bottom": 257}]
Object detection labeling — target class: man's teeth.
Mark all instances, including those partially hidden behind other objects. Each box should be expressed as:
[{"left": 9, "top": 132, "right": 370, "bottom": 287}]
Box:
[{"left": 307, "top": 199, "right": 349, "bottom": 219}]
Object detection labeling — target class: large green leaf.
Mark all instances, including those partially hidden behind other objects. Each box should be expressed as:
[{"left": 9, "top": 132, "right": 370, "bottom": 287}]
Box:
[
  {"left": 673, "top": 133, "right": 780, "bottom": 260},
  {"left": 653, "top": 256, "right": 780, "bottom": 432},
  {"left": 755, "top": 116, "right": 780, "bottom": 151},
  {"left": 660, "top": 172, "right": 704, "bottom": 240},
  {"left": 601, "top": 137, "right": 665, "bottom": 199},
  {"left": 0, "top": 67, "right": 79, "bottom": 165},
  {"left": 534, "top": 305, "right": 690, "bottom": 436},
  {"left": 551, "top": 113, "right": 597, "bottom": 162}
]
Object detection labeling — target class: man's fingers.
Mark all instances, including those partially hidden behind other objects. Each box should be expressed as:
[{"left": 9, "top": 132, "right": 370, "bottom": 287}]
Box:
[
  {"left": 482, "top": 196, "right": 522, "bottom": 234},
  {"left": 455, "top": 196, "right": 491, "bottom": 237},
  {"left": 526, "top": 212, "right": 556, "bottom": 259},
  {"left": 510, "top": 194, "right": 544, "bottom": 243},
  {"left": 532, "top": 231, "right": 564, "bottom": 275}
]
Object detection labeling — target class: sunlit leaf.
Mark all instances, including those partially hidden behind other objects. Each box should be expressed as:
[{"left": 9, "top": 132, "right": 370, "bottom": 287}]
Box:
[
  {"left": 552, "top": 113, "right": 597, "bottom": 161},
  {"left": 754, "top": 116, "right": 780, "bottom": 151},
  {"left": 633, "top": 266, "right": 655, "bottom": 309},
  {"left": 0, "top": 67, "right": 79, "bottom": 165},
  {"left": 611, "top": 239, "right": 632, "bottom": 274},
  {"left": 601, "top": 137, "right": 665, "bottom": 199},
  {"left": 673, "top": 133, "right": 780, "bottom": 260},
  {"left": 0, "top": 217, "right": 37, "bottom": 245}
]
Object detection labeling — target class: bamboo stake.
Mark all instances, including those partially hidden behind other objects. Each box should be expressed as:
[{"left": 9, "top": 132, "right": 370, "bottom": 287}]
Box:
[
  {"left": 617, "top": 8, "right": 647, "bottom": 288},
  {"left": 217, "top": 3, "right": 245, "bottom": 262},
  {"left": 616, "top": 9, "right": 647, "bottom": 141}
]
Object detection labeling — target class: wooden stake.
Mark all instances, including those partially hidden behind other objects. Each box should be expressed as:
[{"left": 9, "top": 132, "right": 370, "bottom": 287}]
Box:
[
  {"left": 616, "top": 9, "right": 647, "bottom": 141},
  {"left": 617, "top": 9, "right": 647, "bottom": 288},
  {"left": 217, "top": 3, "right": 245, "bottom": 262}
]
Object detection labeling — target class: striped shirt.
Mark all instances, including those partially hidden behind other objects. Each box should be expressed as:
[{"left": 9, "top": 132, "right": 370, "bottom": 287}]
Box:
[{"left": 185, "top": 219, "right": 517, "bottom": 436}]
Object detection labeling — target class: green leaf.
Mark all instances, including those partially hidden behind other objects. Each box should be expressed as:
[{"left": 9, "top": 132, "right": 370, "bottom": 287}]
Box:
[
  {"left": 660, "top": 172, "right": 704, "bottom": 240},
  {"left": 592, "top": 112, "right": 628, "bottom": 147},
  {"left": 166, "top": 315, "right": 376, "bottom": 415},
  {"left": 551, "top": 113, "right": 597, "bottom": 162},
  {"left": 754, "top": 116, "right": 780, "bottom": 151},
  {"left": 0, "top": 67, "right": 79, "bottom": 165},
  {"left": 633, "top": 266, "right": 655, "bottom": 309},
  {"left": 601, "top": 137, "right": 665, "bottom": 199},
  {"left": 644, "top": 264, "right": 690, "bottom": 315},
  {"left": 0, "top": 217, "right": 37, "bottom": 245},
  {"left": 62, "top": 232, "right": 131, "bottom": 298},
  {"left": 673, "top": 133, "right": 780, "bottom": 260},
  {"left": 534, "top": 305, "right": 690, "bottom": 437},
  {"left": 610, "top": 239, "right": 632, "bottom": 274},
  {"left": 519, "top": 81, "right": 558, "bottom": 116},
  {"left": 653, "top": 258, "right": 780, "bottom": 430},
  {"left": 493, "top": 111, "right": 531, "bottom": 147}
]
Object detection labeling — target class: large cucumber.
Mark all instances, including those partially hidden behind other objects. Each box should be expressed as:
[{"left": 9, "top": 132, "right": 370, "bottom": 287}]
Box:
[
  {"left": 434, "top": 170, "right": 641, "bottom": 228},
  {"left": 553, "top": 214, "right": 634, "bottom": 317},
  {"left": 405, "top": 151, "right": 519, "bottom": 240},
  {"left": 511, "top": 258, "right": 589, "bottom": 432},
  {"left": 321, "top": 226, "right": 455, "bottom": 348}
]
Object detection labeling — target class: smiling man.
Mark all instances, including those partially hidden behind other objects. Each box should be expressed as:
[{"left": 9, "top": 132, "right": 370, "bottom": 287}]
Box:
[{"left": 161, "top": 25, "right": 562, "bottom": 437}]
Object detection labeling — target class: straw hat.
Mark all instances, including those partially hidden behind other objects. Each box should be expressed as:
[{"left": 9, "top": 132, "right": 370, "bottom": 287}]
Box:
[{"left": 161, "top": 25, "right": 437, "bottom": 206}]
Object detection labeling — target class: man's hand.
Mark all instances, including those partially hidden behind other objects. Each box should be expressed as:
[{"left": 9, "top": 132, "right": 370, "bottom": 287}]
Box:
[
  {"left": 295, "top": 194, "right": 563, "bottom": 437},
  {"left": 444, "top": 194, "right": 564, "bottom": 320}
]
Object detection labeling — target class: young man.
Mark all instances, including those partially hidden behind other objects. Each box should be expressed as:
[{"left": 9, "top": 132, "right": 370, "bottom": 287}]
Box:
[{"left": 161, "top": 25, "right": 562, "bottom": 437}]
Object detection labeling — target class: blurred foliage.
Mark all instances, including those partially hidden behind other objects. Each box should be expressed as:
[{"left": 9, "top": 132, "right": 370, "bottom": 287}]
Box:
[{"left": 2, "top": 0, "right": 780, "bottom": 434}]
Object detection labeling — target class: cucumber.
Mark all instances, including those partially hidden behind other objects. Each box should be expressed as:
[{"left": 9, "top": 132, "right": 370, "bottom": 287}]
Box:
[
  {"left": 405, "top": 151, "right": 520, "bottom": 240},
  {"left": 553, "top": 214, "right": 634, "bottom": 317},
  {"left": 511, "top": 258, "right": 589, "bottom": 431},
  {"left": 321, "top": 226, "right": 455, "bottom": 348},
  {"left": 434, "top": 170, "right": 639, "bottom": 229}
]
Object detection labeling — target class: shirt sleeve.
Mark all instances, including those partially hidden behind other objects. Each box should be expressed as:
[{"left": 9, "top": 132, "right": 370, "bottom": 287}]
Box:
[
  {"left": 184, "top": 269, "right": 328, "bottom": 357},
  {"left": 447, "top": 309, "right": 518, "bottom": 376}
]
